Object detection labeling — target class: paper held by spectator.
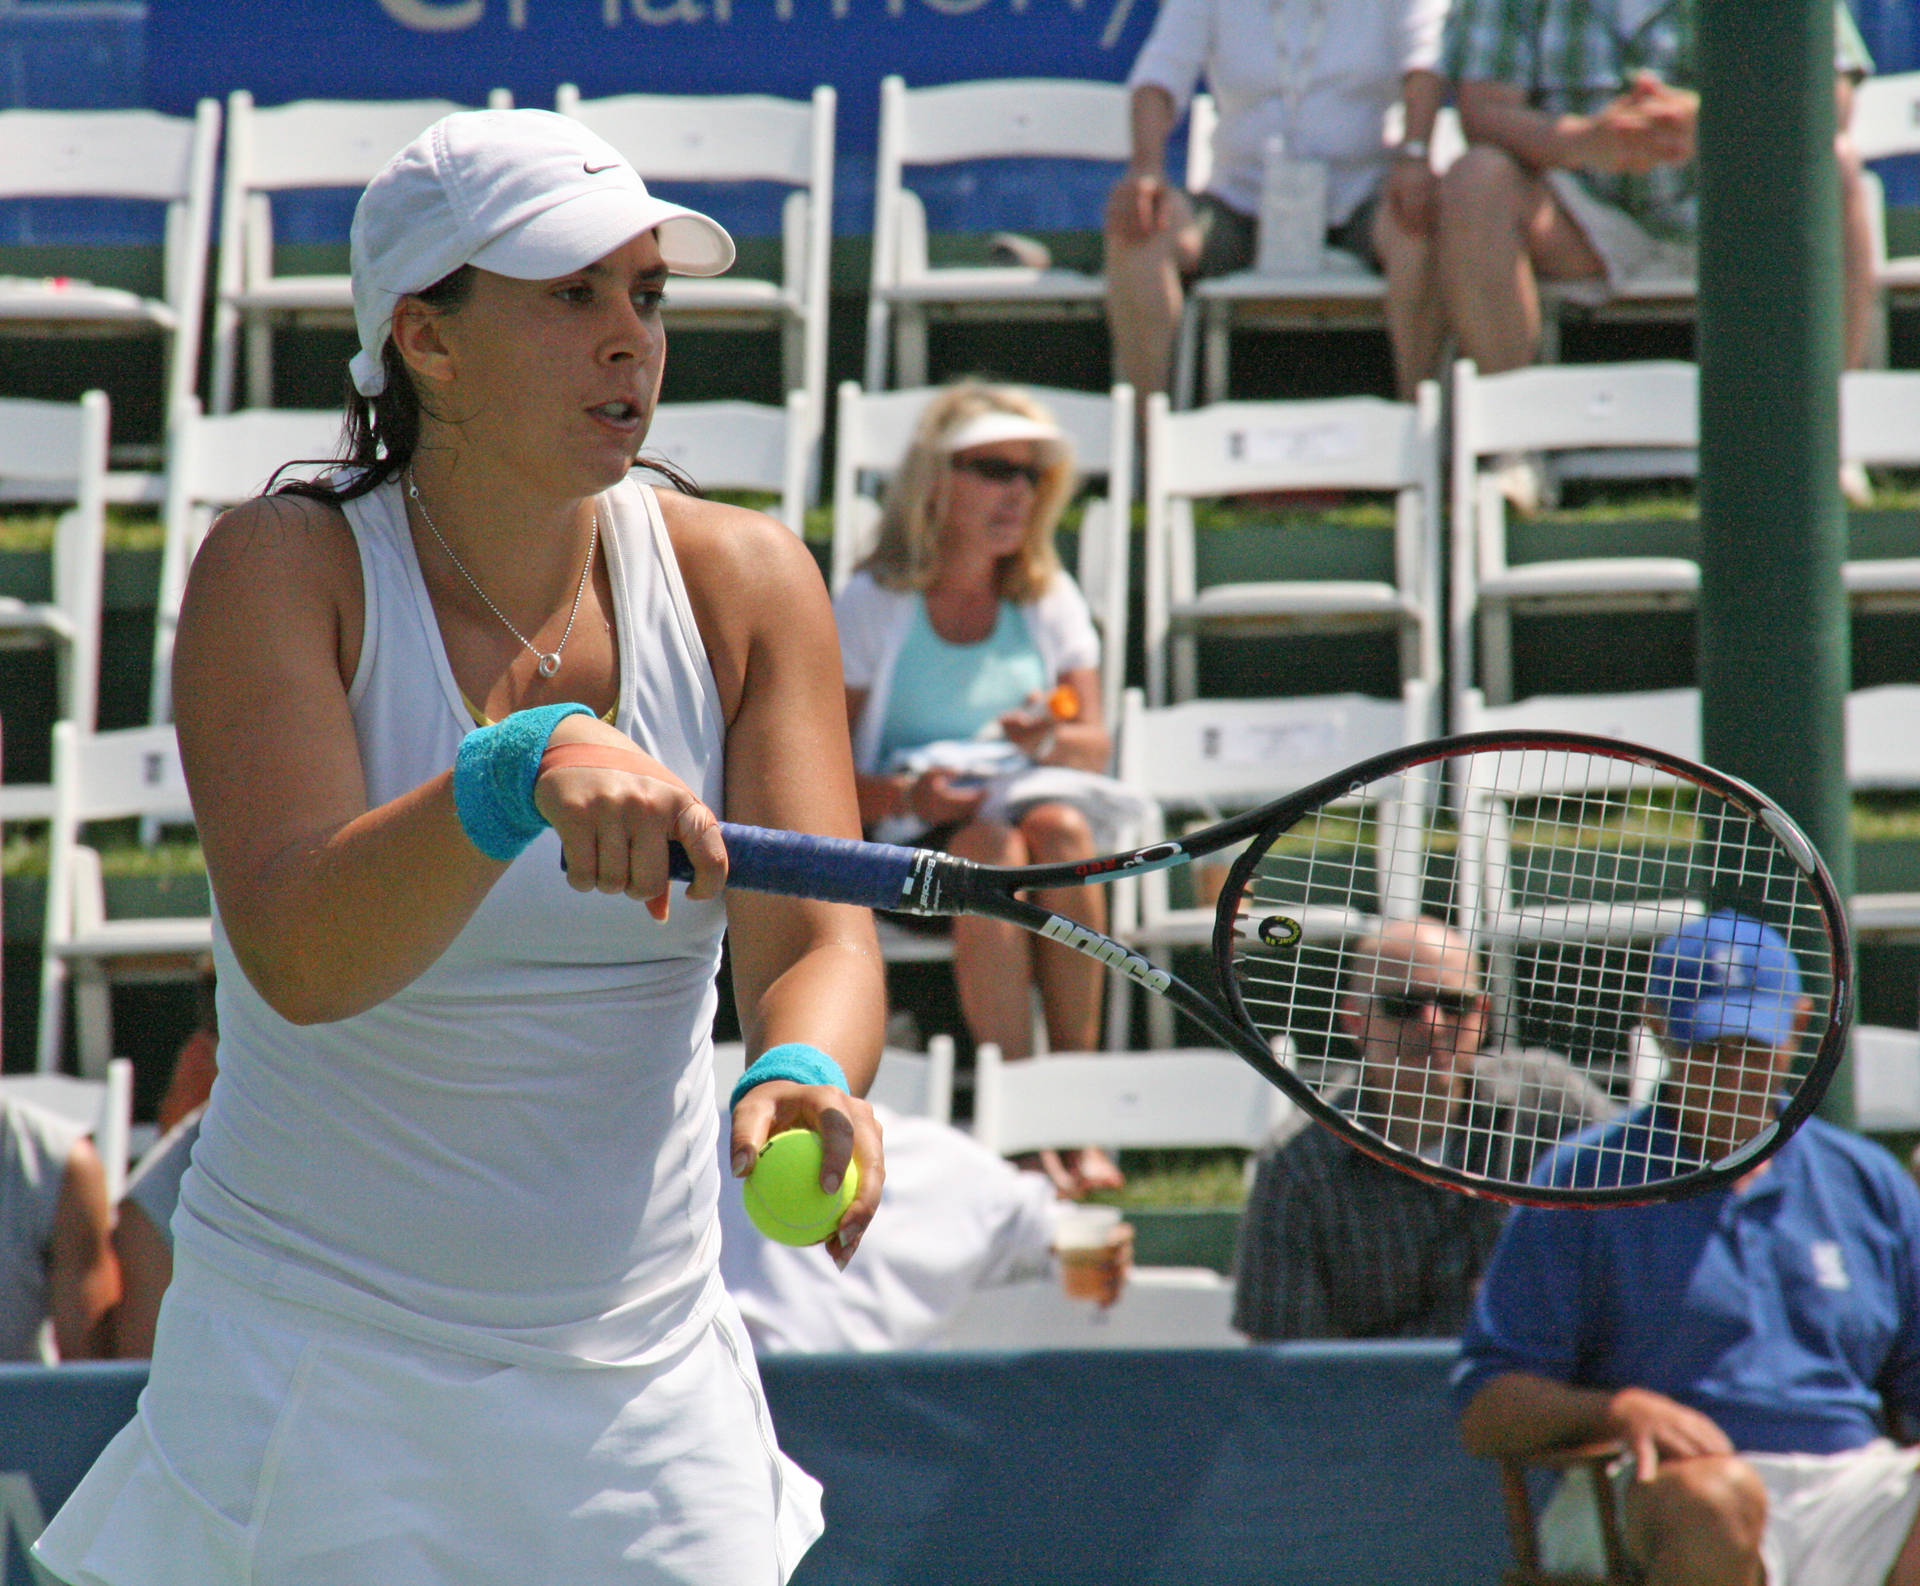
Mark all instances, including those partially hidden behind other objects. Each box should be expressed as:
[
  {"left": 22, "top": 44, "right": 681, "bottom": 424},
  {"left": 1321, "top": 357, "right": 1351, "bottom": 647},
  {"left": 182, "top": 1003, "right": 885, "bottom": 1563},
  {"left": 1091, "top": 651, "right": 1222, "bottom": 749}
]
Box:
[{"left": 876, "top": 740, "right": 1156, "bottom": 850}]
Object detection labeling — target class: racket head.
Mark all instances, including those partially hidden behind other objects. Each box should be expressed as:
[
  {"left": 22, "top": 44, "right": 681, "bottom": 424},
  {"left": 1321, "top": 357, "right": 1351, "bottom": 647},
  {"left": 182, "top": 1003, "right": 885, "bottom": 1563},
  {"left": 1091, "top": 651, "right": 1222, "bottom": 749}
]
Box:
[{"left": 1211, "top": 730, "right": 1852, "bottom": 1207}]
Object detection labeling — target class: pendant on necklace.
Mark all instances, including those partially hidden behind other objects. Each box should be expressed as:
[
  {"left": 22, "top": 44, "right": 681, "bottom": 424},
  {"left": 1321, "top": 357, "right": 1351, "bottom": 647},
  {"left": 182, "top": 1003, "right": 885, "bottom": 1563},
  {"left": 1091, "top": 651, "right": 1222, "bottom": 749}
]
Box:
[{"left": 537, "top": 653, "right": 563, "bottom": 678}]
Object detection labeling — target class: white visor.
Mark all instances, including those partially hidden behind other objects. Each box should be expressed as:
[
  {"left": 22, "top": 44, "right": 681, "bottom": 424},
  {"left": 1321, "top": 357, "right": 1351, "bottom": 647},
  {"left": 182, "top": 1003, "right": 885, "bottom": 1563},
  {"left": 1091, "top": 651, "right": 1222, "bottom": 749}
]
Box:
[{"left": 941, "top": 411, "right": 1065, "bottom": 454}]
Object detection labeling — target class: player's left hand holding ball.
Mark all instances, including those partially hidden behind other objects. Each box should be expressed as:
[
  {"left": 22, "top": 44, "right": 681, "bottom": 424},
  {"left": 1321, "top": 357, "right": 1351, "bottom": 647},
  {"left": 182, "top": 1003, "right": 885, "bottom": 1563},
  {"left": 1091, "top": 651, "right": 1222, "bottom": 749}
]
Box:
[{"left": 730, "top": 1056, "right": 883, "bottom": 1271}]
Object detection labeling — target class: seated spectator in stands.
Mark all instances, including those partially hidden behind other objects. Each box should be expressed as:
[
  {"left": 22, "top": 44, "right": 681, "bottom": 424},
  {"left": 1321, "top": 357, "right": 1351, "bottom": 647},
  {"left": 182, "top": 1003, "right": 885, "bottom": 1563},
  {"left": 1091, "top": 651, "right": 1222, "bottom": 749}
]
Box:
[
  {"left": 718, "top": 1101, "right": 1131, "bottom": 1352},
  {"left": 838, "top": 382, "right": 1120, "bottom": 1198},
  {"left": 110, "top": 1107, "right": 203, "bottom": 1360},
  {"left": 1438, "top": 0, "right": 1877, "bottom": 376},
  {"left": 1233, "top": 915, "right": 1616, "bottom": 1341},
  {"left": 154, "top": 960, "right": 218, "bottom": 1133},
  {"left": 1455, "top": 910, "right": 1920, "bottom": 1586},
  {"left": 1105, "top": 0, "right": 1452, "bottom": 402},
  {"left": 111, "top": 990, "right": 218, "bottom": 1358},
  {"left": 0, "top": 1092, "right": 118, "bottom": 1360}
]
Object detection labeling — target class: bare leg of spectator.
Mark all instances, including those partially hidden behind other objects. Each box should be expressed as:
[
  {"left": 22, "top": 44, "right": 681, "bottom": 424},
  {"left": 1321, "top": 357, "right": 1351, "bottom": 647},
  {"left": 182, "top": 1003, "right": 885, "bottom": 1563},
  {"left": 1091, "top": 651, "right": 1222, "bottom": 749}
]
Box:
[
  {"left": 1837, "top": 130, "right": 1876, "bottom": 372},
  {"left": 1024, "top": 802, "right": 1124, "bottom": 1192},
  {"left": 1438, "top": 146, "right": 1605, "bottom": 374},
  {"left": 1886, "top": 1497, "right": 1920, "bottom": 1586},
  {"left": 1375, "top": 200, "right": 1446, "bottom": 400},
  {"left": 1105, "top": 188, "right": 1200, "bottom": 400},
  {"left": 1019, "top": 802, "right": 1106, "bottom": 1056},
  {"left": 949, "top": 817, "right": 1039, "bottom": 1061},
  {"left": 1622, "top": 1456, "right": 1768, "bottom": 1586}
]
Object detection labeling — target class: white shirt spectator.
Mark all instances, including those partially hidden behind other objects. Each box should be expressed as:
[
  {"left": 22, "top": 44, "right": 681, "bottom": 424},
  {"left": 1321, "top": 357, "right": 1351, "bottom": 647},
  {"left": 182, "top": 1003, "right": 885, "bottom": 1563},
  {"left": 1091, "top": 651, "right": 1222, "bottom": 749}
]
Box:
[
  {"left": 0, "top": 1096, "right": 83, "bottom": 1360},
  {"left": 1128, "top": 0, "right": 1450, "bottom": 221},
  {"left": 717, "top": 1104, "right": 1062, "bottom": 1353}
]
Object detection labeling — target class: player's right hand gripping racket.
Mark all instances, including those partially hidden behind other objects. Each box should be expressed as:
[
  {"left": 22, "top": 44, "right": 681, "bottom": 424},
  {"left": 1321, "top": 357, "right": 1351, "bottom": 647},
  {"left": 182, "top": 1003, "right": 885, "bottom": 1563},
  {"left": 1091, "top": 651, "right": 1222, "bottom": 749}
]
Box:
[{"left": 680, "top": 731, "right": 1850, "bottom": 1207}]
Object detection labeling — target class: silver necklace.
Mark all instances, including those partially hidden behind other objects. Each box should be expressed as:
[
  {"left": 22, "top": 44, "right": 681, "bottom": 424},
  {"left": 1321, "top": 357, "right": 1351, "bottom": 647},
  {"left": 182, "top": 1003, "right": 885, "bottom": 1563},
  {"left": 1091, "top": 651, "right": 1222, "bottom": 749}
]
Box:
[{"left": 407, "top": 468, "right": 598, "bottom": 679}]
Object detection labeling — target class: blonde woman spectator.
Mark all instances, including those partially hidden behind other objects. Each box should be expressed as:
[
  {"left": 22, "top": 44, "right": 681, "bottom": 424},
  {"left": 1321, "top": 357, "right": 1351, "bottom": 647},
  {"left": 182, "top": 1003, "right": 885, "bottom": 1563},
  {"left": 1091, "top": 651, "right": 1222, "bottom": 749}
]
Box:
[{"left": 837, "top": 382, "right": 1121, "bottom": 1196}]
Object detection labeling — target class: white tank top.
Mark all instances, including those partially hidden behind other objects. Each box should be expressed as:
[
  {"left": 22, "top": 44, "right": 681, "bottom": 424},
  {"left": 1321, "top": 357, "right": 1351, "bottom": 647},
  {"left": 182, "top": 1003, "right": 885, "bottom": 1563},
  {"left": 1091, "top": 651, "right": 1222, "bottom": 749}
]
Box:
[{"left": 178, "top": 477, "right": 733, "bottom": 1368}]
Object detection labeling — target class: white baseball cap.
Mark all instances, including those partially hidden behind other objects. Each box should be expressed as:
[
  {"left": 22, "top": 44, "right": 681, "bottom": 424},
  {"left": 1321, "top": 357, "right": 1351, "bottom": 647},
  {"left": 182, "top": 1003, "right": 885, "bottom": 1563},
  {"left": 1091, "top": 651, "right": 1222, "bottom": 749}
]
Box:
[{"left": 349, "top": 108, "right": 736, "bottom": 397}]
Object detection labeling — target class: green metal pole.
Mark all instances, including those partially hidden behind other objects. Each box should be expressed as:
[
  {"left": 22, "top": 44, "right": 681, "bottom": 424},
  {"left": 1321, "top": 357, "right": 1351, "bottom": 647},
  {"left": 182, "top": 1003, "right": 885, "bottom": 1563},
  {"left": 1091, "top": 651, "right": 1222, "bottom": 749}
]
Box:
[{"left": 1696, "top": 0, "right": 1855, "bottom": 1123}]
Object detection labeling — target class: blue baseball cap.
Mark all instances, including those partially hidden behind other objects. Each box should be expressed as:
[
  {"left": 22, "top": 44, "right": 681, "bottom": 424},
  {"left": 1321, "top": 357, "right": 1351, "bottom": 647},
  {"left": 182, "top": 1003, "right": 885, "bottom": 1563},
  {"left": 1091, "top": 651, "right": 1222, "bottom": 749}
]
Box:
[{"left": 1646, "top": 910, "right": 1803, "bottom": 1048}]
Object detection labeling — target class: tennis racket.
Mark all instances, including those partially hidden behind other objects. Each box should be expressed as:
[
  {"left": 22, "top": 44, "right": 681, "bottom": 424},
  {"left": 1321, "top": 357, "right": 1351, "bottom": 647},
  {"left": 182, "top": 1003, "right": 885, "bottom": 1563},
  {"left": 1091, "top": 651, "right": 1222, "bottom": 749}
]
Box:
[{"left": 678, "top": 730, "right": 1850, "bottom": 1206}]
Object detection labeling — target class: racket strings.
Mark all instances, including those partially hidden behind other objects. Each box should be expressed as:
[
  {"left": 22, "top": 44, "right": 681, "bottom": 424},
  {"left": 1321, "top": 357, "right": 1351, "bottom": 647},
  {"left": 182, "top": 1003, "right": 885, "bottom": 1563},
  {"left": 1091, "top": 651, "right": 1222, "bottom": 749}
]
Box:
[{"left": 1225, "top": 744, "right": 1837, "bottom": 1196}]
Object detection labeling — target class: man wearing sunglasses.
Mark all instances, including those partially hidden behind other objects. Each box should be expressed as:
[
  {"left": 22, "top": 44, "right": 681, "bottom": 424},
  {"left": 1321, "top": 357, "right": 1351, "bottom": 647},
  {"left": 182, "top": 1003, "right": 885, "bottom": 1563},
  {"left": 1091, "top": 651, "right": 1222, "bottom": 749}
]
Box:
[{"left": 1233, "top": 915, "right": 1615, "bottom": 1342}]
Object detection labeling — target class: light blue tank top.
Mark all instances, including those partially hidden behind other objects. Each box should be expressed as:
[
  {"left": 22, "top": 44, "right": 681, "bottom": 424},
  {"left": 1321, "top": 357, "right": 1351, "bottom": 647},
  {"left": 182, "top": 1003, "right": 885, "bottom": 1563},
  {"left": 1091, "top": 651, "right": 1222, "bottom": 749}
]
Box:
[{"left": 877, "top": 599, "right": 1046, "bottom": 764}]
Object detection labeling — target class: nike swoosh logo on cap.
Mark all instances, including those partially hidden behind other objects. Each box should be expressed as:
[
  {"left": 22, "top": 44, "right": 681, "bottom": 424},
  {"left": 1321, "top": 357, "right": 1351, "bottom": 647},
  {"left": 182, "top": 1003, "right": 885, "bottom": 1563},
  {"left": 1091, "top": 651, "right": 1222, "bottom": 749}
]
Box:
[{"left": 583, "top": 160, "right": 620, "bottom": 174}]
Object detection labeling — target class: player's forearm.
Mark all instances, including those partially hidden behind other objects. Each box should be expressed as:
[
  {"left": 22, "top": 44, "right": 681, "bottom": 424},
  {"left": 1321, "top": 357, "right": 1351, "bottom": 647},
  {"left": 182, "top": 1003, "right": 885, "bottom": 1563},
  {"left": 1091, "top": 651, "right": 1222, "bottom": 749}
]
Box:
[
  {"left": 212, "top": 774, "right": 502, "bottom": 1026},
  {"left": 1128, "top": 85, "right": 1179, "bottom": 177},
  {"left": 1456, "top": 84, "right": 1595, "bottom": 172},
  {"left": 1458, "top": 1370, "right": 1620, "bottom": 1457},
  {"left": 731, "top": 913, "right": 888, "bottom": 1096}
]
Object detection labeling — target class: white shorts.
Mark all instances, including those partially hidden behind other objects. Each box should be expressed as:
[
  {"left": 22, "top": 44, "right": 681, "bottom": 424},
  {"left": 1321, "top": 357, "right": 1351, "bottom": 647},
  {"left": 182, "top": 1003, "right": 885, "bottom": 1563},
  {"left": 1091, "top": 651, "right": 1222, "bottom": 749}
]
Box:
[
  {"left": 1546, "top": 171, "right": 1698, "bottom": 302},
  {"left": 35, "top": 1254, "right": 824, "bottom": 1586},
  {"left": 1540, "top": 1441, "right": 1920, "bottom": 1586}
]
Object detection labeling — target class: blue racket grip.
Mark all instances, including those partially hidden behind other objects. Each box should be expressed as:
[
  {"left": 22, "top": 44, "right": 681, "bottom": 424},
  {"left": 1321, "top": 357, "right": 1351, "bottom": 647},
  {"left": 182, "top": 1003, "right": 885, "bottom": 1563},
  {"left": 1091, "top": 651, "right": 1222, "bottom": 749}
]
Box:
[{"left": 668, "top": 822, "right": 928, "bottom": 911}]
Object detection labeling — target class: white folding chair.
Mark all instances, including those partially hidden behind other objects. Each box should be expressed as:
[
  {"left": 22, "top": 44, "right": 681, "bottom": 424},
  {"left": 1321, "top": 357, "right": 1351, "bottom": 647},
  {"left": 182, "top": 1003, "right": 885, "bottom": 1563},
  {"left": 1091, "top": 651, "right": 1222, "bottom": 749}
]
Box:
[
  {"left": 1449, "top": 358, "right": 1700, "bottom": 719},
  {"left": 831, "top": 380, "right": 1135, "bottom": 728},
  {"left": 1454, "top": 685, "right": 1702, "bottom": 759},
  {"left": 0, "top": 391, "right": 112, "bottom": 822},
  {"left": 1177, "top": 107, "right": 1466, "bottom": 408},
  {"left": 1453, "top": 689, "right": 1710, "bottom": 1094},
  {"left": 211, "top": 90, "right": 510, "bottom": 413},
  {"left": 1108, "top": 682, "right": 1434, "bottom": 1047},
  {"left": 1851, "top": 1024, "right": 1920, "bottom": 1132},
  {"left": 150, "top": 399, "right": 345, "bottom": 723},
  {"left": 1839, "top": 370, "right": 1920, "bottom": 611},
  {"left": 971, "top": 1039, "right": 1296, "bottom": 1159},
  {"left": 1535, "top": 278, "right": 1699, "bottom": 369},
  {"left": 937, "top": 1266, "right": 1240, "bottom": 1350},
  {"left": 557, "top": 84, "right": 834, "bottom": 484},
  {"left": 866, "top": 76, "right": 1207, "bottom": 391},
  {"left": 0, "top": 1058, "right": 134, "bottom": 1205},
  {"left": 711, "top": 1035, "right": 956, "bottom": 1122},
  {"left": 640, "top": 394, "right": 810, "bottom": 535},
  {"left": 37, "top": 721, "right": 212, "bottom": 1078},
  {"left": 0, "top": 101, "right": 219, "bottom": 498},
  {"left": 1141, "top": 385, "right": 1443, "bottom": 708},
  {"left": 1844, "top": 683, "right": 1920, "bottom": 943}
]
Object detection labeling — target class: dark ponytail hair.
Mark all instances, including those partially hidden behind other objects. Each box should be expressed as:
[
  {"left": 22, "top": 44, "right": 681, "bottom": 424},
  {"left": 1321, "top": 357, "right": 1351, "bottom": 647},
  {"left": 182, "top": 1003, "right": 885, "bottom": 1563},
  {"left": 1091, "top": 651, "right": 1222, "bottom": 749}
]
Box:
[
  {"left": 273, "top": 266, "right": 477, "bottom": 505},
  {"left": 271, "top": 263, "right": 703, "bottom": 503}
]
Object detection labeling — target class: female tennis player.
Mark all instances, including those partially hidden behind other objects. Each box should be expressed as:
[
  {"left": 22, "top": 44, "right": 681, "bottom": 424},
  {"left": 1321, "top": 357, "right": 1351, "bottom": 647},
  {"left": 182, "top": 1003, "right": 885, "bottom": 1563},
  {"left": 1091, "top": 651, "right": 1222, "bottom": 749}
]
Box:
[
  {"left": 36, "top": 109, "right": 884, "bottom": 1586},
  {"left": 838, "top": 382, "right": 1119, "bottom": 1196}
]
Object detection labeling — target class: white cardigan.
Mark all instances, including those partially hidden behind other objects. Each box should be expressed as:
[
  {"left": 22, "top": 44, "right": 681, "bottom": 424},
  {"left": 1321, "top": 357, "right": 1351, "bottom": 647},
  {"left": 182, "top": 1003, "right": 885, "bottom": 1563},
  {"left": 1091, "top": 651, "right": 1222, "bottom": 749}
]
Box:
[{"left": 836, "top": 568, "right": 1102, "bottom": 774}]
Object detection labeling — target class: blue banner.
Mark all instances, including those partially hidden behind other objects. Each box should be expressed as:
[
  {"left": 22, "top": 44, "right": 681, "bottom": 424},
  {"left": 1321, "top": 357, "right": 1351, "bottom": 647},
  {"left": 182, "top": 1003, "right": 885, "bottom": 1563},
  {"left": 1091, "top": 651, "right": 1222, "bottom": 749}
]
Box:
[
  {"left": 143, "top": 0, "right": 1163, "bottom": 236},
  {"left": 0, "top": 1347, "right": 1507, "bottom": 1586}
]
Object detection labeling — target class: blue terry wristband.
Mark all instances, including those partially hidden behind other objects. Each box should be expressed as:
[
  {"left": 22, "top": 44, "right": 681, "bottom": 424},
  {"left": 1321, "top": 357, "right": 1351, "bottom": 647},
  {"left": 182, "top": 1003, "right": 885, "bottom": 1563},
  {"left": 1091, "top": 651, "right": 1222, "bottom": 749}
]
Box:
[
  {"left": 729, "top": 1042, "right": 849, "bottom": 1112},
  {"left": 452, "top": 702, "right": 595, "bottom": 861}
]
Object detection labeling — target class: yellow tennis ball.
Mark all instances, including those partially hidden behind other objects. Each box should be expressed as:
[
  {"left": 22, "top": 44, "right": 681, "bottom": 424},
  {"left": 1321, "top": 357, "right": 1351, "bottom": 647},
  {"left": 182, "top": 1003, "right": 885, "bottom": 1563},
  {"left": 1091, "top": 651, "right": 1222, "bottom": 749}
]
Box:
[{"left": 743, "top": 1128, "right": 859, "bottom": 1247}]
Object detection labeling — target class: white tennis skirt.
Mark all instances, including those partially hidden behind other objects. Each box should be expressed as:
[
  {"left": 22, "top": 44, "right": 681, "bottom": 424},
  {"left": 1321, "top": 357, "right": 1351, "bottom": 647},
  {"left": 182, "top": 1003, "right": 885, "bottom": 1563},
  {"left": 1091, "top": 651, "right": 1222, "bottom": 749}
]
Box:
[{"left": 35, "top": 1252, "right": 824, "bottom": 1586}]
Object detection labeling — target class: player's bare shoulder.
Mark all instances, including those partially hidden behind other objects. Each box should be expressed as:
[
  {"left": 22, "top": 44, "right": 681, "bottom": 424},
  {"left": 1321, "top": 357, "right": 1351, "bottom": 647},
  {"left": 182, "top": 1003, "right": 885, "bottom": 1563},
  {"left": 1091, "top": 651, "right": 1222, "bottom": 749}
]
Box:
[
  {"left": 653, "top": 485, "right": 819, "bottom": 600},
  {"left": 177, "top": 487, "right": 365, "bottom": 685},
  {"left": 188, "top": 488, "right": 360, "bottom": 599},
  {"left": 651, "top": 483, "right": 833, "bottom": 717}
]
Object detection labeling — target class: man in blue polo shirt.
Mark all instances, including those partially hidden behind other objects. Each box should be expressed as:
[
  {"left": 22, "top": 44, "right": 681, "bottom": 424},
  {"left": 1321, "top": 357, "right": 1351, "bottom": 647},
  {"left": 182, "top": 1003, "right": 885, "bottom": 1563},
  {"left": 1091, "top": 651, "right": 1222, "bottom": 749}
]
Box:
[{"left": 1454, "top": 910, "right": 1920, "bottom": 1586}]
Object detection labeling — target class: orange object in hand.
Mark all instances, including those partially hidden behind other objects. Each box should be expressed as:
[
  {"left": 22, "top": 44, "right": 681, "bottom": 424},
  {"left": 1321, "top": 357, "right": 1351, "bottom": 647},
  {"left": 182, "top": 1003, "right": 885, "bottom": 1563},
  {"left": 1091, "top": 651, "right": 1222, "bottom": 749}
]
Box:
[{"left": 1046, "top": 683, "right": 1080, "bottom": 721}]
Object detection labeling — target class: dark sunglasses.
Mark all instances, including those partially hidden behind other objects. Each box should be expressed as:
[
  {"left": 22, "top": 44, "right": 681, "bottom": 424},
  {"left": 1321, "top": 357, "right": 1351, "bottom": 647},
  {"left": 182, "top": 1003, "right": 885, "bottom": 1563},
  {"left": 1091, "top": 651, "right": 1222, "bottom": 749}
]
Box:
[
  {"left": 951, "top": 455, "right": 1045, "bottom": 487},
  {"left": 1374, "top": 988, "right": 1480, "bottom": 1021}
]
